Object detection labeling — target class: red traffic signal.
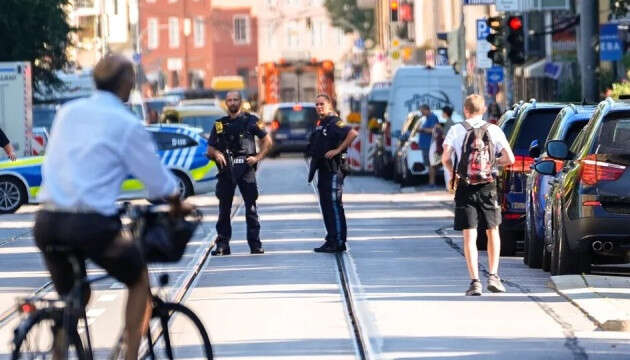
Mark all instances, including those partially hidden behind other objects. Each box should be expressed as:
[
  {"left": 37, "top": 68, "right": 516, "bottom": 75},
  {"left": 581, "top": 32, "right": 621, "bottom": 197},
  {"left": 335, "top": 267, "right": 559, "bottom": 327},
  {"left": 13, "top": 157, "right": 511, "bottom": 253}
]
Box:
[{"left": 508, "top": 16, "right": 522, "bottom": 31}]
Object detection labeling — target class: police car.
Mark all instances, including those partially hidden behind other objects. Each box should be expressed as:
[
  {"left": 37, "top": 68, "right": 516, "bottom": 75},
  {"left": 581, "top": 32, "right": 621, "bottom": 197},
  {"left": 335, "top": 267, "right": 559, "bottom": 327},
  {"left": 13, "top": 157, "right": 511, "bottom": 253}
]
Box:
[{"left": 0, "top": 124, "right": 217, "bottom": 214}]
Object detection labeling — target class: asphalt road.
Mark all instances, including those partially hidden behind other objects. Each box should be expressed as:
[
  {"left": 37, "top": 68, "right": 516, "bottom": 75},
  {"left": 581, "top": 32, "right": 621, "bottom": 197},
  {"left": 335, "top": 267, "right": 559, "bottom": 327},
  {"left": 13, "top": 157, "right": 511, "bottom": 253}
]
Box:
[{"left": 0, "top": 156, "right": 629, "bottom": 359}]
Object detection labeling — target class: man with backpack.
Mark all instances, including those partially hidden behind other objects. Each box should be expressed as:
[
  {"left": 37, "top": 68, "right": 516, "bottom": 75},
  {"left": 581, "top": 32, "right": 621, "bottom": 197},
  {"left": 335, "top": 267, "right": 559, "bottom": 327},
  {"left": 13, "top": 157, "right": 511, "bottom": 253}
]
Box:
[{"left": 441, "top": 95, "right": 515, "bottom": 296}]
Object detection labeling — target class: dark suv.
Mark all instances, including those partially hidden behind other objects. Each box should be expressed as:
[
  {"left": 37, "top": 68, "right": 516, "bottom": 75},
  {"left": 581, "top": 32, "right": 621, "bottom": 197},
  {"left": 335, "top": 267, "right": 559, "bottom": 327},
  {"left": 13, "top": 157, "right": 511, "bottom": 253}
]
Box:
[
  {"left": 525, "top": 105, "right": 594, "bottom": 269},
  {"left": 537, "top": 98, "right": 630, "bottom": 274},
  {"left": 497, "top": 101, "right": 564, "bottom": 255},
  {"left": 269, "top": 103, "right": 318, "bottom": 156}
]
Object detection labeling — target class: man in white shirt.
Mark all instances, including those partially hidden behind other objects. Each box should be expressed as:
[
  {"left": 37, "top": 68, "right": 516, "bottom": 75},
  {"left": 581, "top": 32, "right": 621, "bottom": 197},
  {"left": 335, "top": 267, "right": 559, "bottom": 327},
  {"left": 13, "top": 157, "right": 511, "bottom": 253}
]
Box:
[
  {"left": 441, "top": 94, "right": 515, "bottom": 296},
  {"left": 35, "top": 54, "right": 189, "bottom": 360}
]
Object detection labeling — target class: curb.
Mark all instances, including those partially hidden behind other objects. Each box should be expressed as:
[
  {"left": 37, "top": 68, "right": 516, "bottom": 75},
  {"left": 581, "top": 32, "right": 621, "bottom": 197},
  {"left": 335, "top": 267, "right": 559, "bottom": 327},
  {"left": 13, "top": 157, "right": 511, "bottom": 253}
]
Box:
[{"left": 549, "top": 275, "right": 630, "bottom": 331}]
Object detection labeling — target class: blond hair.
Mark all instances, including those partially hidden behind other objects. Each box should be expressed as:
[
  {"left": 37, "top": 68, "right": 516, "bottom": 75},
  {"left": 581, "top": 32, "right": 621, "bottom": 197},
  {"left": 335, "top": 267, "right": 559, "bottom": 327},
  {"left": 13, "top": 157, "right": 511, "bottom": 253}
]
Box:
[{"left": 463, "top": 94, "right": 485, "bottom": 115}]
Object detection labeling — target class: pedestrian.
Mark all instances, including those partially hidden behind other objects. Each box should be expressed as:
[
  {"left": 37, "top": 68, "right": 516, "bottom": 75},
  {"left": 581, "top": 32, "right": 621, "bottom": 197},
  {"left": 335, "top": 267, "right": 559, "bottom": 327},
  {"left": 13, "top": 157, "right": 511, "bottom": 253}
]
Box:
[
  {"left": 440, "top": 106, "right": 456, "bottom": 189},
  {"left": 0, "top": 128, "right": 16, "bottom": 161},
  {"left": 418, "top": 104, "right": 440, "bottom": 186},
  {"left": 441, "top": 94, "right": 515, "bottom": 296},
  {"left": 308, "top": 94, "right": 358, "bottom": 253},
  {"left": 206, "top": 90, "right": 273, "bottom": 255},
  {"left": 34, "top": 54, "right": 192, "bottom": 360}
]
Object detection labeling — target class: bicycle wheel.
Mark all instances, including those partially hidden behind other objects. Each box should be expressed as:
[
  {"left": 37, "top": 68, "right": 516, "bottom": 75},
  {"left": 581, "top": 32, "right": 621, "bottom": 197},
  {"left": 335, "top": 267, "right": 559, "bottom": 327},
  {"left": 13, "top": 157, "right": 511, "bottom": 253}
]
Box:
[
  {"left": 147, "top": 302, "right": 213, "bottom": 359},
  {"left": 12, "top": 309, "right": 87, "bottom": 360}
]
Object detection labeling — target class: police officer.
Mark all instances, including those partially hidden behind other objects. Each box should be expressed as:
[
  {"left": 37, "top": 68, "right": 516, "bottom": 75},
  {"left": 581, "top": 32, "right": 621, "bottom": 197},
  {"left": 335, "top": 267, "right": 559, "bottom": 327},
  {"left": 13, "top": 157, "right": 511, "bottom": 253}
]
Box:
[
  {"left": 206, "top": 91, "right": 272, "bottom": 255},
  {"left": 308, "top": 94, "right": 358, "bottom": 253}
]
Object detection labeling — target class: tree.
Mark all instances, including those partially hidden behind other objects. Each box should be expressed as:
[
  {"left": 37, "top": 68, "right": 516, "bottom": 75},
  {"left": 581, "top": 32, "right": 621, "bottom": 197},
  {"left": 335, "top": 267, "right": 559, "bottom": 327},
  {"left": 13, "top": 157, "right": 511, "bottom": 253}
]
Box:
[
  {"left": 324, "top": 0, "right": 374, "bottom": 42},
  {"left": 0, "top": 0, "right": 75, "bottom": 94}
]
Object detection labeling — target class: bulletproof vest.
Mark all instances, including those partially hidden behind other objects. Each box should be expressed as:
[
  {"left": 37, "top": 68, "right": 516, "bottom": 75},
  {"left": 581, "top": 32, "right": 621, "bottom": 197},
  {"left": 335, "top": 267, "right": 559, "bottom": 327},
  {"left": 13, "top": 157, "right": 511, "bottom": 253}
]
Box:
[
  {"left": 308, "top": 117, "right": 342, "bottom": 159},
  {"left": 216, "top": 114, "right": 256, "bottom": 156}
]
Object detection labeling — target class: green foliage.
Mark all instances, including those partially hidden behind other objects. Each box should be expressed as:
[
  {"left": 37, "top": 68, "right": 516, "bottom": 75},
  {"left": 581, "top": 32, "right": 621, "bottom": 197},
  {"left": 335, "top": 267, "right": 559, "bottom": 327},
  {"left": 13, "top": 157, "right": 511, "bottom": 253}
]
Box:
[
  {"left": 609, "top": 81, "right": 630, "bottom": 99},
  {"left": 323, "top": 0, "right": 374, "bottom": 42},
  {"left": 0, "top": 0, "right": 75, "bottom": 94}
]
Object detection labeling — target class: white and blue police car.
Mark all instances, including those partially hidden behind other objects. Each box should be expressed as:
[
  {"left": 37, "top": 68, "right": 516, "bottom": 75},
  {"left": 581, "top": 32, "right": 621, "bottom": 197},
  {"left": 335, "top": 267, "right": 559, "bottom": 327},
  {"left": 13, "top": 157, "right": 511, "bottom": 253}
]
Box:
[{"left": 0, "top": 124, "right": 217, "bottom": 213}]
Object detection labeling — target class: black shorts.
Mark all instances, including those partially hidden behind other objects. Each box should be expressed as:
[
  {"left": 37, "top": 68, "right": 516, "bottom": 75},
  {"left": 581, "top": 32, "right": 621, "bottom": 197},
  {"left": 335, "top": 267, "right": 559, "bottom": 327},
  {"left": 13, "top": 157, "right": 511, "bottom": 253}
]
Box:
[
  {"left": 34, "top": 210, "right": 145, "bottom": 296},
  {"left": 453, "top": 181, "right": 501, "bottom": 231}
]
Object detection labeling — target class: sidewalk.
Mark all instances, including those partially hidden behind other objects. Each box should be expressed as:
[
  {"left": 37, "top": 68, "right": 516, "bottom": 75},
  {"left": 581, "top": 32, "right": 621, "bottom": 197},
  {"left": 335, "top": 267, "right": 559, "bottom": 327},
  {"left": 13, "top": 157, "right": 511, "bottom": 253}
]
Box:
[{"left": 550, "top": 275, "right": 630, "bottom": 332}]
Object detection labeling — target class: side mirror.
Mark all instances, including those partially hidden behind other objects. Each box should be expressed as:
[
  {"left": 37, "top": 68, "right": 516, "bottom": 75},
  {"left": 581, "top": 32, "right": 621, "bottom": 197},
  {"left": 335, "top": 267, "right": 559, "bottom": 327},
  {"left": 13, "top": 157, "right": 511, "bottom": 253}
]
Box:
[
  {"left": 528, "top": 139, "right": 540, "bottom": 158},
  {"left": 534, "top": 160, "right": 557, "bottom": 176},
  {"left": 546, "top": 140, "right": 569, "bottom": 160}
]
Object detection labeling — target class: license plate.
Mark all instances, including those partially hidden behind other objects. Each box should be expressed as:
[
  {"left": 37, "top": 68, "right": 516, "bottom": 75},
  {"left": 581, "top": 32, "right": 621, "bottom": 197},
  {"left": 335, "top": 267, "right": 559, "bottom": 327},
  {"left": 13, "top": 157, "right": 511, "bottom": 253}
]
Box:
[
  {"left": 511, "top": 202, "right": 526, "bottom": 210},
  {"left": 274, "top": 133, "right": 288, "bottom": 139},
  {"left": 290, "top": 128, "right": 307, "bottom": 135}
]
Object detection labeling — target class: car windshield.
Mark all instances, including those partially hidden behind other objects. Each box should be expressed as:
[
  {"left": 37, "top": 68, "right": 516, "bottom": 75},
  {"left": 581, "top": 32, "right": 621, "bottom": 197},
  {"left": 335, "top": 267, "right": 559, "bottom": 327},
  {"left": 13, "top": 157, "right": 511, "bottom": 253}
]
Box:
[
  {"left": 275, "top": 107, "right": 318, "bottom": 129},
  {"left": 181, "top": 114, "right": 225, "bottom": 134},
  {"left": 515, "top": 109, "right": 561, "bottom": 150},
  {"left": 596, "top": 114, "right": 630, "bottom": 154},
  {"left": 368, "top": 101, "right": 387, "bottom": 121}
]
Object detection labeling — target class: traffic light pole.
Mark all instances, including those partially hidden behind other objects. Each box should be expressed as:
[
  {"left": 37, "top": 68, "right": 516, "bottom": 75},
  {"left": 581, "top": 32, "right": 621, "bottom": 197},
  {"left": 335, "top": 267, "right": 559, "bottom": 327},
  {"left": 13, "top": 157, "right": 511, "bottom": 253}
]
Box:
[{"left": 580, "top": 0, "right": 599, "bottom": 102}]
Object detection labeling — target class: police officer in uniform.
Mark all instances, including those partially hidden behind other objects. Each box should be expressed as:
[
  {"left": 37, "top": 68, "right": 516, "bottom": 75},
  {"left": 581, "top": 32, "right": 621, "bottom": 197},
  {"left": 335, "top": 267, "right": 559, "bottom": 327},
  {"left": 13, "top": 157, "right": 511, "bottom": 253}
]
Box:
[
  {"left": 308, "top": 94, "right": 358, "bottom": 253},
  {"left": 207, "top": 91, "right": 272, "bottom": 255}
]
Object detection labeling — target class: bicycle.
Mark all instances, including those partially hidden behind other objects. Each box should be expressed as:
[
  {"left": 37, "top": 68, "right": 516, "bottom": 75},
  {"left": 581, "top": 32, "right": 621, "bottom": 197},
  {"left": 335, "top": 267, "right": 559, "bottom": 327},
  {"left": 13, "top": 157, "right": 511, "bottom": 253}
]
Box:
[{"left": 11, "top": 204, "right": 214, "bottom": 359}]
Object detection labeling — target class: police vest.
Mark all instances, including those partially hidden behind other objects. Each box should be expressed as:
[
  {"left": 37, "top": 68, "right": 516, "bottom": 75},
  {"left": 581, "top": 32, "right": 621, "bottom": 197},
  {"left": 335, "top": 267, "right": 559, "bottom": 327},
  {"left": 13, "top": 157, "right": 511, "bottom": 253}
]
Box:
[{"left": 215, "top": 114, "right": 257, "bottom": 156}]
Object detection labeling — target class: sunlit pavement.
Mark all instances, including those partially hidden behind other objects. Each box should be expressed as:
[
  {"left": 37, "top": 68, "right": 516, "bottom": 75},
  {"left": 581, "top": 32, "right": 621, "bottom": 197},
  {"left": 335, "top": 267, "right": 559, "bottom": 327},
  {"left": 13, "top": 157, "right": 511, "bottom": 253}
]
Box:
[{"left": 1, "top": 157, "right": 630, "bottom": 359}]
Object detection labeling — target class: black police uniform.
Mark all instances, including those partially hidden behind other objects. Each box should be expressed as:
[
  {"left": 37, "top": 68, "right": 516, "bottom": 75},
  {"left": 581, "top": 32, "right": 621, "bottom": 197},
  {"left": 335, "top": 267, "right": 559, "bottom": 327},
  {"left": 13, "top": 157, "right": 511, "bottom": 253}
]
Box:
[
  {"left": 208, "top": 112, "right": 267, "bottom": 254},
  {"left": 307, "top": 115, "right": 351, "bottom": 251}
]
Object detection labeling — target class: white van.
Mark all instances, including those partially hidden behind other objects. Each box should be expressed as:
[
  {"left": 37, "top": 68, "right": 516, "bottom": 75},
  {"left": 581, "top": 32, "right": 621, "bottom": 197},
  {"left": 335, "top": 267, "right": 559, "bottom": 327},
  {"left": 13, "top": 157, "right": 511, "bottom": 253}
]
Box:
[{"left": 386, "top": 66, "right": 463, "bottom": 155}]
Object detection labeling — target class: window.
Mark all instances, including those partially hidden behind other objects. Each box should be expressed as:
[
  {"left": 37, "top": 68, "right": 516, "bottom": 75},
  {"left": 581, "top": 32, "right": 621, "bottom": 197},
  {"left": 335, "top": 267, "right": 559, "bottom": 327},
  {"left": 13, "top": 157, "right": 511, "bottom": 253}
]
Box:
[
  {"left": 169, "top": 17, "right": 180, "bottom": 48},
  {"left": 311, "top": 20, "right": 323, "bottom": 46},
  {"left": 146, "top": 0, "right": 155, "bottom": 2},
  {"left": 150, "top": 132, "right": 197, "bottom": 151},
  {"left": 233, "top": 15, "right": 250, "bottom": 44},
  {"left": 147, "top": 18, "right": 159, "bottom": 49},
  {"left": 265, "top": 24, "right": 275, "bottom": 47},
  {"left": 194, "top": 17, "right": 204, "bottom": 47}
]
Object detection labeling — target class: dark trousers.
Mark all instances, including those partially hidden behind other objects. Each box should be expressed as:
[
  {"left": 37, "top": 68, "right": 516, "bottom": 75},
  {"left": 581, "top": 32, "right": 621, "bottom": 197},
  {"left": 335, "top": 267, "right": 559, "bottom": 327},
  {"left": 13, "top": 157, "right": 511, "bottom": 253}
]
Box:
[
  {"left": 215, "top": 165, "right": 261, "bottom": 250},
  {"left": 317, "top": 169, "right": 347, "bottom": 245}
]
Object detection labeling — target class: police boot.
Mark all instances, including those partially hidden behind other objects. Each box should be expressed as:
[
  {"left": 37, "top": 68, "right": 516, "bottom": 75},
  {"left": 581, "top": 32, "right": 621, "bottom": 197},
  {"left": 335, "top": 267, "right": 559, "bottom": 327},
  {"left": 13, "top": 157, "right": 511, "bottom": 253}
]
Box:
[
  {"left": 314, "top": 241, "right": 342, "bottom": 253},
  {"left": 211, "top": 237, "right": 231, "bottom": 256}
]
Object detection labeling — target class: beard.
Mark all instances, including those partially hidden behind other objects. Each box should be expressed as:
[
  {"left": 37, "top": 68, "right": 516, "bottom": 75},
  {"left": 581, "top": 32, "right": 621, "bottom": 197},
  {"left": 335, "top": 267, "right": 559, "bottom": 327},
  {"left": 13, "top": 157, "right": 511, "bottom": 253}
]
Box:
[{"left": 228, "top": 104, "right": 240, "bottom": 114}]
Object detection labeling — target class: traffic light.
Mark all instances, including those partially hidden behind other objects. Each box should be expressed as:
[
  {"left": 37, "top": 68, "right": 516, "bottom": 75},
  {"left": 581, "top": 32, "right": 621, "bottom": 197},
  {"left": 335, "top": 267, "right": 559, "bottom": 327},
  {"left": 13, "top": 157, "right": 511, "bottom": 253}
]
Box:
[
  {"left": 486, "top": 16, "right": 505, "bottom": 66},
  {"left": 506, "top": 16, "right": 525, "bottom": 64},
  {"left": 390, "top": 0, "right": 398, "bottom": 22}
]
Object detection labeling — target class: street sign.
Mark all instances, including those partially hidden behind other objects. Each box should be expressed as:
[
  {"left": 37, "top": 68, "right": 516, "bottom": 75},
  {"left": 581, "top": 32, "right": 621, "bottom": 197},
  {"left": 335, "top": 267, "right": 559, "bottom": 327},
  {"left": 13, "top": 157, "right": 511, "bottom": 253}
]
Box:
[
  {"left": 486, "top": 66, "right": 504, "bottom": 83},
  {"left": 496, "top": 0, "right": 521, "bottom": 11},
  {"left": 476, "top": 19, "right": 492, "bottom": 69},
  {"left": 600, "top": 23, "right": 623, "bottom": 61}
]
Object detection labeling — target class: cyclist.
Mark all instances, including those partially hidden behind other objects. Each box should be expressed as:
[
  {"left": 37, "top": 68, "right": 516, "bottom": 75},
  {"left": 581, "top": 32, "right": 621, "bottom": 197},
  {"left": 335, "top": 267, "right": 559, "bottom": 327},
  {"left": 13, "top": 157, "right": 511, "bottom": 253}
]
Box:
[{"left": 34, "top": 54, "right": 192, "bottom": 360}]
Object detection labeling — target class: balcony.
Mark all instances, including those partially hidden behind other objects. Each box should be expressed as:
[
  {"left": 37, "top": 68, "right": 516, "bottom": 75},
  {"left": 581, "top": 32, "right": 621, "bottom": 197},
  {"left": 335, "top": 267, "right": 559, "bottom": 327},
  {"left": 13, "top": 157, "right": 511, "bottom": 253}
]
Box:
[
  {"left": 74, "top": 0, "right": 95, "bottom": 8},
  {"left": 72, "top": 0, "right": 99, "bottom": 17}
]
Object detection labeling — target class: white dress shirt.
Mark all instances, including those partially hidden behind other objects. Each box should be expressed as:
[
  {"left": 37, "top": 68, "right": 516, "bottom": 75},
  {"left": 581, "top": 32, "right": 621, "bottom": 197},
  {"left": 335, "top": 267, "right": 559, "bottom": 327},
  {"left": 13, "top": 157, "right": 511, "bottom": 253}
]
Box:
[
  {"left": 443, "top": 115, "right": 511, "bottom": 163},
  {"left": 38, "top": 90, "right": 177, "bottom": 215}
]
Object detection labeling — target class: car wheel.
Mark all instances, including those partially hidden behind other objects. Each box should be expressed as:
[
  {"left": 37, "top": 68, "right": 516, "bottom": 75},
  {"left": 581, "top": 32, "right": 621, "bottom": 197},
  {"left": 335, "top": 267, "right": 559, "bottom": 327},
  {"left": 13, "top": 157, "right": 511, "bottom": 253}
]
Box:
[
  {"left": 527, "top": 205, "right": 544, "bottom": 268},
  {"left": 523, "top": 203, "right": 532, "bottom": 265},
  {"left": 552, "top": 211, "right": 591, "bottom": 275},
  {"left": 0, "top": 176, "right": 26, "bottom": 214},
  {"left": 499, "top": 227, "right": 517, "bottom": 256},
  {"left": 542, "top": 245, "right": 551, "bottom": 272},
  {"left": 173, "top": 171, "right": 193, "bottom": 199}
]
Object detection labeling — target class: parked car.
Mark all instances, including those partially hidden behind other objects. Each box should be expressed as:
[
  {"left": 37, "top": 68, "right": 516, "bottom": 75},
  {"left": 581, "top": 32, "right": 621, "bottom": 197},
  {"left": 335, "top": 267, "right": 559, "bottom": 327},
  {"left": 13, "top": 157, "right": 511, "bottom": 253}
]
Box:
[
  {"left": 32, "top": 104, "right": 59, "bottom": 133},
  {"left": 525, "top": 104, "right": 594, "bottom": 269},
  {"left": 145, "top": 96, "right": 179, "bottom": 120},
  {"left": 393, "top": 111, "right": 423, "bottom": 183},
  {"left": 496, "top": 100, "right": 564, "bottom": 255},
  {"left": 0, "top": 125, "right": 217, "bottom": 213},
  {"left": 161, "top": 105, "right": 227, "bottom": 138},
  {"left": 269, "top": 103, "right": 317, "bottom": 156},
  {"left": 537, "top": 98, "right": 630, "bottom": 274}
]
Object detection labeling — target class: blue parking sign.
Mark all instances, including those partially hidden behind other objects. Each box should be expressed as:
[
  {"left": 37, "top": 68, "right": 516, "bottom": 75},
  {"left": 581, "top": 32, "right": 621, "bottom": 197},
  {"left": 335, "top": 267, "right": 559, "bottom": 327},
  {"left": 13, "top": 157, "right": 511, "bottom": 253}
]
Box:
[
  {"left": 486, "top": 66, "right": 504, "bottom": 84},
  {"left": 600, "top": 23, "right": 622, "bottom": 61}
]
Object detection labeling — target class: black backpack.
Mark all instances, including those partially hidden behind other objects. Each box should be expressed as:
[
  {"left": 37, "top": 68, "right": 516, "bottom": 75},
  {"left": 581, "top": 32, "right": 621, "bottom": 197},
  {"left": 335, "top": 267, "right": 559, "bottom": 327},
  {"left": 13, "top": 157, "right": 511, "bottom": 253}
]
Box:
[{"left": 456, "top": 122, "right": 495, "bottom": 185}]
